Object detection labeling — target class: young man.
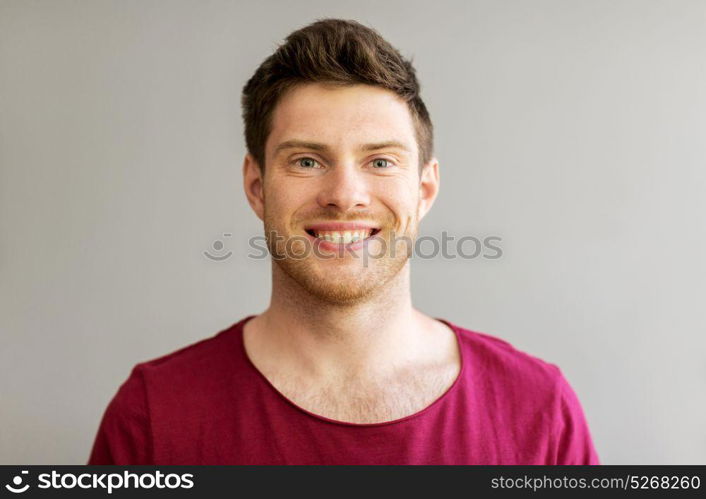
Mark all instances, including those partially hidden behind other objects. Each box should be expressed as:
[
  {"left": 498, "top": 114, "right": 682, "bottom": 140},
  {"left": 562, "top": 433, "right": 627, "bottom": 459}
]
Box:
[{"left": 88, "top": 18, "right": 599, "bottom": 465}]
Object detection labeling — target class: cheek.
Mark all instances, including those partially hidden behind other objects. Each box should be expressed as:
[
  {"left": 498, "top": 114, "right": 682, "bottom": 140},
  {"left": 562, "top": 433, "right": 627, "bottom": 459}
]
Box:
[
  {"left": 265, "top": 180, "right": 314, "bottom": 224},
  {"left": 379, "top": 180, "right": 419, "bottom": 211},
  {"left": 375, "top": 186, "right": 420, "bottom": 237}
]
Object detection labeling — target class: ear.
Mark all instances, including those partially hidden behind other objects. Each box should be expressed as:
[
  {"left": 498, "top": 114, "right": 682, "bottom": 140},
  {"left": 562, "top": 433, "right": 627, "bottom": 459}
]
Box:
[
  {"left": 417, "top": 157, "right": 440, "bottom": 221},
  {"left": 243, "top": 153, "right": 265, "bottom": 221}
]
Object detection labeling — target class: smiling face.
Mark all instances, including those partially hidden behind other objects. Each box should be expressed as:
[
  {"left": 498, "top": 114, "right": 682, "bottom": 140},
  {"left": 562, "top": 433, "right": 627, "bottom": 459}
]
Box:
[{"left": 243, "top": 82, "right": 439, "bottom": 304}]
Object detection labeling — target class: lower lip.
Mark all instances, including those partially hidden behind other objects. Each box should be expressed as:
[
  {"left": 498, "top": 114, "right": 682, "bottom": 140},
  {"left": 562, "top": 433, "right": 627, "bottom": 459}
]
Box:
[{"left": 304, "top": 231, "right": 376, "bottom": 253}]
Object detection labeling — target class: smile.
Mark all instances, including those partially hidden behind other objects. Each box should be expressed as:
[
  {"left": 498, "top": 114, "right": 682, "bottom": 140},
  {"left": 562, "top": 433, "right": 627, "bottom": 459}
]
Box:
[
  {"left": 304, "top": 229, "right": 380, "bottom": 244},
  {"left": 303, "top": 222, "right": 382, "bottom": 251}
]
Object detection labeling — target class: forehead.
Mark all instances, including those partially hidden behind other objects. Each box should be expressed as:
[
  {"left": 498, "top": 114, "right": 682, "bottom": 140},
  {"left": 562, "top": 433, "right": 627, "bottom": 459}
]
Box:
[{"left": 266, "top": 82, "right": 418, "bottom": 155}]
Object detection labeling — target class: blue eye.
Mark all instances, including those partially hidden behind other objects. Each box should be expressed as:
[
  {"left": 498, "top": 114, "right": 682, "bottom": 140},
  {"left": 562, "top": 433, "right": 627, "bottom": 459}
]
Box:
[
  {"left": 296, "top": 157, "right": 319, "bottom": 168},
  {"left": 372, "top": 158, "right": 392, "bottom": 168}
]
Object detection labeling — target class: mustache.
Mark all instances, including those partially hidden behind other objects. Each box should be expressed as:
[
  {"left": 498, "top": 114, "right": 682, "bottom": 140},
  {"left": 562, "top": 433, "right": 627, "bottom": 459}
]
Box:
[{"left": 297, "top": 210, "right": 391, "bottom": 225}]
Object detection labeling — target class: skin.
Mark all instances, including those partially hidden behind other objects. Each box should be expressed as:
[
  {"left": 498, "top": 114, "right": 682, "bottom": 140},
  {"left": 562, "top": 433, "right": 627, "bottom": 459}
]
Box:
[{"left": 242, "top": 82, "right": 461, "bottom": 423}]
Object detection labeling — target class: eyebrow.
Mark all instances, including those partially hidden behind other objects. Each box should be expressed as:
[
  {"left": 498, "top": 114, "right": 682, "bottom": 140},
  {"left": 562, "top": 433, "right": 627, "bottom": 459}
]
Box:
[{"left": 273, "top": 139, "right": 411, "bottom": 156}]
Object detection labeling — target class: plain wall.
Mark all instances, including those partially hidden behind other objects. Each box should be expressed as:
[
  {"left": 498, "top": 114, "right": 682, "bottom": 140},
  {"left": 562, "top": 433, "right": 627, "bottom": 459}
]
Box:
[{"left": 1, "top": 0, "right": 704, "bottom": 464}]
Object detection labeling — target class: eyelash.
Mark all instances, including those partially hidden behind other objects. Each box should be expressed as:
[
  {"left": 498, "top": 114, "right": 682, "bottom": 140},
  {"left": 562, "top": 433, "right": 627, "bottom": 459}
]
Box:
[{"left": 291, "top": 157, "right": 395, "bottom": 169}]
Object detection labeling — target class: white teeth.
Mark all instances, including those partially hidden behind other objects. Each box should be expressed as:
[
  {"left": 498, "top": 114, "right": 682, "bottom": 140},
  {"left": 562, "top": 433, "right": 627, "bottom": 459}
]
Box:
[{"left": 312, "top": 230, "right": 372, "bottom": 243}]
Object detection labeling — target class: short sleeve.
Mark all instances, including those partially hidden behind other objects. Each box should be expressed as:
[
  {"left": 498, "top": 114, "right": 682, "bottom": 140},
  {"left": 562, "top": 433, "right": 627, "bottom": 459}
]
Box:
[
  {"left": 551, "top": 369, "right": 600, "bottom": 465},
  {"left": 87, "top": 365, "right": 153, "bottom": 465}
]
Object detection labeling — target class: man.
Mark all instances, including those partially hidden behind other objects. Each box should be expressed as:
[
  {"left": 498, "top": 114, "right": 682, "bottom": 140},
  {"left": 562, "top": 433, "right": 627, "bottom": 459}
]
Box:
[{"left": 88, "top": 18, "right": 599, "bottom": 465}]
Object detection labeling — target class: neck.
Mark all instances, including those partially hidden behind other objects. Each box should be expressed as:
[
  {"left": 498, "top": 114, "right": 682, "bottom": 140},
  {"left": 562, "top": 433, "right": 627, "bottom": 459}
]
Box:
[{"left": 251, "top": 260, "right": 432, "bottom": 381}]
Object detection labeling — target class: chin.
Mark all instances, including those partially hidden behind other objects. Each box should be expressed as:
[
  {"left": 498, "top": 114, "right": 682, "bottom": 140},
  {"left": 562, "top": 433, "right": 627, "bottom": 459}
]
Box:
[
  {"left": 308, "top": 284, "right": 376, "bottom": 305},
  {"left": 275, "top": 255, "right": 406, "bottom": 305},
  {"left": 284, "top": 263, "right": 379, "bottom": 304}
]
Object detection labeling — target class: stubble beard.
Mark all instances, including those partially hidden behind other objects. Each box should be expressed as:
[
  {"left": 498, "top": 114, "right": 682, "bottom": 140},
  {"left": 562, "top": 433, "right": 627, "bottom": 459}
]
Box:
[{"left": 263, "top": 213, "right": 418, "bottom": 306}]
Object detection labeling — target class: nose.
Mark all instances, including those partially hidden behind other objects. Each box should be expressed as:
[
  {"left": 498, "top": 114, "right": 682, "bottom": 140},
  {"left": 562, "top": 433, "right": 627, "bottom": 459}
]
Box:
[{"left": 316, "top": 162, "right": 371, "bottom": 212}]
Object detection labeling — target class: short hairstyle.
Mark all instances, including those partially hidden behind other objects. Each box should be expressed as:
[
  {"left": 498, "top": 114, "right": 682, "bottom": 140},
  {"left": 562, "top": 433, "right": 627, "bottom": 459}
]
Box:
[{"left": 241, "top": 18, "right": 434, "bottom": 172}]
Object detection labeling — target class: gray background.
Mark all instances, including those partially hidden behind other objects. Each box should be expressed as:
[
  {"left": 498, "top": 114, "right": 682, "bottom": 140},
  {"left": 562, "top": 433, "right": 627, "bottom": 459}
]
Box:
[{"left": 1, "top": 0, "right": 704, "bottom": 464}]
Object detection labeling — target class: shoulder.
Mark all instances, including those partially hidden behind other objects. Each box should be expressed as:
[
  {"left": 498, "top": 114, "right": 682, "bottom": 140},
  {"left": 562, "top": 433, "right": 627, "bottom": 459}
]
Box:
[
  {"left": 88, "top": 319, "right": 246, "bottom": 465},
  {"left": 130, "top": 317, "right": 248, "bottom": 383},
  {"left": 101, "top": 317, "right": 251, "bottom": 421},
  {"left": 450, "top": 321, "right": 564, "bottom": 393},
  {"left": 100, "top": 318, "right": 245, "bottom": 412},
  {"left": 445, "top": 320, "right": 600, "bottom": 464}
]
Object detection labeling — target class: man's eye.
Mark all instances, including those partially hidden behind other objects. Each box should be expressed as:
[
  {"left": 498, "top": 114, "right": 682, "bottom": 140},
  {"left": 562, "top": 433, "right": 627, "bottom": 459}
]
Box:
[
  {"left": 372, "top": 158, "right": 393, "bottom": 168},
  {"left": 295, "top": 157, "right": 319, "bottom": 168}
]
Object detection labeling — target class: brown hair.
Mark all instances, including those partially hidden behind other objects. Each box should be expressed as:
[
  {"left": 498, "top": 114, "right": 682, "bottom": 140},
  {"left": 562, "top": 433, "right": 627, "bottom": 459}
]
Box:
[{"left": 241, "top": 18, "right": 433, "bottom": 172}]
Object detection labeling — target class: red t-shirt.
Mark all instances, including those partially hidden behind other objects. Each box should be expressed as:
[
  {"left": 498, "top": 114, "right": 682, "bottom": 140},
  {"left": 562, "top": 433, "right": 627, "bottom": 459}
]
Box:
[{"left": 87, "top": 315, "right": 600, "bottom": 465}]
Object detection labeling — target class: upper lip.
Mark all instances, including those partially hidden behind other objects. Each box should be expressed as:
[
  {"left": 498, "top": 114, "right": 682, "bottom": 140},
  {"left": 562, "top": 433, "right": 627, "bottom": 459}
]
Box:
[{"left": 305, "top": 222, "right": 379, "bottom": 232}]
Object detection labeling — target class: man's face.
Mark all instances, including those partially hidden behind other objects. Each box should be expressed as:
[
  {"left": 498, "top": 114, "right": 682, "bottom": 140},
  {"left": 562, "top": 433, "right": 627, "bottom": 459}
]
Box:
[{"left": 244, "top": 82, "right": 438, "bottom": 304}]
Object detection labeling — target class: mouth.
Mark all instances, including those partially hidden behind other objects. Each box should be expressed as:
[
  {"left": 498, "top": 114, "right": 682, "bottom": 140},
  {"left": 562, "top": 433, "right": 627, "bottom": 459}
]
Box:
[{"left": 304, "top": 227, "right": 381, "bottom": 244}]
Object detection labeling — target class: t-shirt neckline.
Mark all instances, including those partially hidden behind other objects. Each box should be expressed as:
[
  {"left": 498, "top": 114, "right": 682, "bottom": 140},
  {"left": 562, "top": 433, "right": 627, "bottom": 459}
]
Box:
[{"left": 234, "top": 314, "right": 466, "bottom": 428}]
